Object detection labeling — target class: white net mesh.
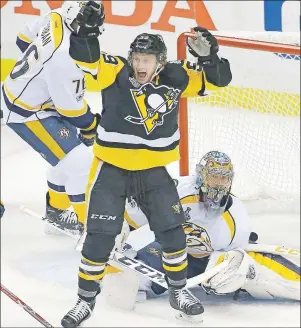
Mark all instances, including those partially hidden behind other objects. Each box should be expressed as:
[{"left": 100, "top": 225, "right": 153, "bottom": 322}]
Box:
[{"left": 182, "top": 32, "right": 300, "bottom": 212}]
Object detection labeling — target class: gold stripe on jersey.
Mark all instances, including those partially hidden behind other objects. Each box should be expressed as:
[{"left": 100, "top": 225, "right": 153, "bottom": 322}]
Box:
[
  {"left": 180, "top": 194, "right": 199, "bottom": 205},
  {"left": 248, "top": 252, "right": 300, "bottom": 282},
  {"left": 97, "top": 55, "right": 125, "bottom": 90},
  {"left": 56, "top": 99, "right": 88, "bottom": 117},
  {"left": 4, "top": 83, "right": 54, "bottom": 111},
  {"left": 50, "top": 12, "right": 64, "bottom": 51},
  {"left": 74, "top": 60, "right": 99, "bottom": 71},
  {"left": 25, "top": 121, "right": 66, "bottom": 160},
  {"left": 124, "top": 210, "right": 140, "bottom": 229},
  {"left": 17, "top": 32, "right": 33, "bottom": 44},
  {"left": 81, "top": 116, "right": 98, "bottom": 131},
  {"left": 93, "top": 145, "right": 180, "bottom": 171},
  {"left": 222, "top": 210, "right": 236, "bottom": 245}
]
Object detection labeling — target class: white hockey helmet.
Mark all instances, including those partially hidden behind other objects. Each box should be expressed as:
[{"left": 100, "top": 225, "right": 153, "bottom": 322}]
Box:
[
  {"left": 62, "top": 1, "right": 87, "bottom": 25},
  {"left": 62, "top": 1, "right": 103, "bottom": 28}
]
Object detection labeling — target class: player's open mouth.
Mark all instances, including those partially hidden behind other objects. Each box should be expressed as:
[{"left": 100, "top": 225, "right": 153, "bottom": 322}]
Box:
[{"left": 137, "top": 72, "right": 147, "bottom": 78}]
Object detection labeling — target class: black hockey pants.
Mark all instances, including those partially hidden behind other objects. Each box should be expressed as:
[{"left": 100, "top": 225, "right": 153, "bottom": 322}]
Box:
[{"left": 78, "top": 158, "right": 187, "bottom": 302}]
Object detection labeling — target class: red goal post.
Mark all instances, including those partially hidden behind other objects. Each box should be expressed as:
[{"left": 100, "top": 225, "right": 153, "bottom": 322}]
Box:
[
  {"left": 176, "top": 31, "right": 300, "bottom": 209},
  {"left": 177, "top": 31, "right": 301, "bottom": 177}
]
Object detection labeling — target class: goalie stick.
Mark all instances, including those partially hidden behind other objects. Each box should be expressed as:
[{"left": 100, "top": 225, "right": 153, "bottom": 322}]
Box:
[
  {"left": 1, "top": 284, "right": 53, "bottom": 328},
  {"left": 21, "top": 205, "right": 230, "bottom": 289}
]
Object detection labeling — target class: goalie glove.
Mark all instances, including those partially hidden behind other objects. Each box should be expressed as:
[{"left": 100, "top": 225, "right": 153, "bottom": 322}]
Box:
[
  {"left": 79, "top": 113, "right": 101, "bottom": 147},
  {"left": 202, "top": 250, "right": 252, "bottom": 295},
  {"left": 186, "top": 27, "right": 219, "bottom": 66}
]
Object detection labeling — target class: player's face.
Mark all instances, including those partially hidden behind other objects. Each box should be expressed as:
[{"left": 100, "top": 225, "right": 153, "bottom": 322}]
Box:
[
  {"left": 132, "top": 53, "right": 158, "bottom": 84},
  {"left": 207, "top": 174, "right": 230, "bottom": 191}
]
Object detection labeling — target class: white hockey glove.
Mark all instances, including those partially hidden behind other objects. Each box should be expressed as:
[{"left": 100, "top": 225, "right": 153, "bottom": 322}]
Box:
[
  {"left": 202, "top": 250, "right": 254, "bottom": 295},
  {"left": 186, "top": 27, "right": 219, "bottom": 65}
]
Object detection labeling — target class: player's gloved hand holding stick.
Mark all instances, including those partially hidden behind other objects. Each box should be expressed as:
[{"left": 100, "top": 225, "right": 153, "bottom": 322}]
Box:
[
  {"left": 186, "top": 27, "right": 219, "bottom": 66},
  {"left": 79, "top": 113, "right": 101, "bottom": 147},
  {"left": 75, "top": 1, "right": 105, "bottom": 38}
]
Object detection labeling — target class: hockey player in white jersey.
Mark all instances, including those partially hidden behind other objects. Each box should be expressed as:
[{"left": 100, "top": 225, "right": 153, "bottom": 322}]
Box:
[
  {"left": 1, "top": 1, "right": 105, "bottom": 235},
  {"left": 123, "top": 151, "right": 300, "bottom": 302}
]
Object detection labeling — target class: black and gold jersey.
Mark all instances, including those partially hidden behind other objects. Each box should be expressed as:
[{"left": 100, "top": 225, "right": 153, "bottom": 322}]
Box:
[{"left": 94, "top": 55, "right": 232, "bottom": 170}]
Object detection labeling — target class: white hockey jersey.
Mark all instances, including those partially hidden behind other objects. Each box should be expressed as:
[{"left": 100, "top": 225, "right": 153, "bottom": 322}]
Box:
[
  {"left": 125, "top": 175, "right": 251, "bottom": 257},
  {"left": 2, "top": 8, "right": 98, "bottom": 130}
]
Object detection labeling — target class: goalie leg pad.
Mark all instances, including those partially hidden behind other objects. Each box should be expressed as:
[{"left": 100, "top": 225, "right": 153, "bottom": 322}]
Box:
[{"left": 245, "top": 252, "right": 300, "bottom": 301}]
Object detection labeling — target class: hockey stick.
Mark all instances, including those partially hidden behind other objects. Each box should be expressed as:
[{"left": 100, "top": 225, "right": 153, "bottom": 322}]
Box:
[
  {"left": 1, "top": 284, "right": 54, "bottom": 328},
  {"left": 21, "top": 206, "right": 230, "bottom": 288},
  {"left": 110, "top": 250, "right": 230, "bottom": 289}
]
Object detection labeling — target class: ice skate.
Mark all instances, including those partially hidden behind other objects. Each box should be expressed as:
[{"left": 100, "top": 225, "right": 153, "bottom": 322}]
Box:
[
  {"left": 61, "top": 297, "right": 95, "bottom": 328},
  {"left": 169, "top": 287, "right": 204, "bottom": 324},
  {"left": 44, "top": 193, "right": 83, "bottom": 236}
]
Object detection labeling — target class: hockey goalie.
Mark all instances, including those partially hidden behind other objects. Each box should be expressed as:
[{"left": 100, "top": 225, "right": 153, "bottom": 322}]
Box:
[{"left": 107, "top": 151, "right": 300, "bottom": 309}]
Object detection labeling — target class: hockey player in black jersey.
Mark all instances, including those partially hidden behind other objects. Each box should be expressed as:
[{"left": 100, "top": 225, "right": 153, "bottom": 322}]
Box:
[{"left": 62, "top": 27, "right": 232, "bottom": 327}]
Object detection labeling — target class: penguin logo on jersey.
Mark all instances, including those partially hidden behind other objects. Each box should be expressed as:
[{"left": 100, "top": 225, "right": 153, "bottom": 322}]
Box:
[{"left": 125, "top": 83, "right": 181, "bottom": 135}]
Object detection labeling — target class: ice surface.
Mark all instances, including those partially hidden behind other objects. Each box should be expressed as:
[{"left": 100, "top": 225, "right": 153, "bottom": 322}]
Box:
[{"left": 1, "top": 93, "right": 300, "bottom": 327}]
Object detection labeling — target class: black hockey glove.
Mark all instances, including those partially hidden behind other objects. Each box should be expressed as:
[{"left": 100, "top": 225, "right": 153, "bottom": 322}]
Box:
[
  {"left": 187, "top": 27, "right": 219, "bottom": 66},
  {"left": 76, "top": 1, "right": 105, "bottom": 39},
  {"left": 79, "top": 113, "right": 101, "bottom": 147}
]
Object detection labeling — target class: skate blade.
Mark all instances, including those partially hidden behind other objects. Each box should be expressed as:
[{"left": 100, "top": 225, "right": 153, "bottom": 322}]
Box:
[{"left": 175, "top": 312, "right": 203, "bottom": 325}]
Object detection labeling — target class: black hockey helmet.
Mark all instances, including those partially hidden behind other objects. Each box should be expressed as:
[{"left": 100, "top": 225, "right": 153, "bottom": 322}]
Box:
[{"left": 128, "top": 33, "right": 167, "bottom": 64}]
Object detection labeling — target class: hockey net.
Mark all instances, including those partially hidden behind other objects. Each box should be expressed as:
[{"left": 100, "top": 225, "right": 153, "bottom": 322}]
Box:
[{"left": 177, "top": 31, "right": 300, "bottom": 213}]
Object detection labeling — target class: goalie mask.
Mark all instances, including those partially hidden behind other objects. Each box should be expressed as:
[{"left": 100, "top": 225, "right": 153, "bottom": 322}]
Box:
[{"left": 196, "top": 151, "right": 234, "bottom": 217}]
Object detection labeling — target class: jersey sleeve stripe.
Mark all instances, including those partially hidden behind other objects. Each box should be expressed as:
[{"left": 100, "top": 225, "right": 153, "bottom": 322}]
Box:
[
  {"left": 2, "top": 87, "right": 33, "bottom": 118},
  {"left": 17, "top": 32, "right": 33, "bottom": 44},
  {"left": 56, "top": 100, "right": 88, "bottom": 117},
  {"left": 24, "top": 120, "right": 66, "bottom": 160},
  {"left": 50, "top": 12, "right": 64, "bottom": 51},
  {"left": 74, "top": 59, "right": 99, "bottom": 77},
  {"left": 222, "top": 210, "right": 236, "bottom": 245},
  {"left": 97, "top": 56, "right": 125, "bottom": 90},
  {"left": 4, "top": 83, "right": 36, "bottom": 111},
  {"left": 80, "top": 115, "right": 98, "bottom": 131},
  {"left": 180, "top": 194, "right": 199, "bottom": 204}
]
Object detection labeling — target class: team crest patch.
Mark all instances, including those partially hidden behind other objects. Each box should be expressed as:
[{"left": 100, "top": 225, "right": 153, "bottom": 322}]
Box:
[
  {"left": 172, "top": 202, "right": 182, "bottom": 214},
  {"left": 147, "top": 247, "right": 161, "bottom": 257},
  {"left": 183, "top": 222, "right": 214, "bottom": 253},
  {"left": 58, "top": 127, "right": 70, "bottom": 139},
  {"left": 125, "top": 83, "right": 181, "bottom": 135}
]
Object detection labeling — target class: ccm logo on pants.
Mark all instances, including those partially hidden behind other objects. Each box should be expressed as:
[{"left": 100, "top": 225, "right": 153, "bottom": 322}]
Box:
[{"left": 91, "top": 214, "right": 117, "bottom": 220}]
